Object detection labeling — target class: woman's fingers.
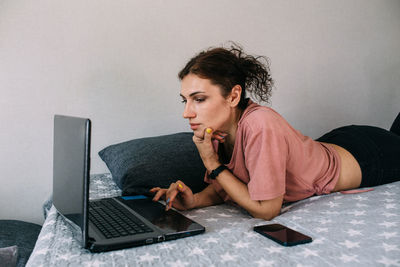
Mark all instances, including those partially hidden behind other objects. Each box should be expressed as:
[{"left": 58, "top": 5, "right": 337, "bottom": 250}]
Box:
[
  {"left": 166, "top": 192, "right": 178, "bottom": 210},
  {"left": 164, "top": 181, "right": 190, "bottom": 210},
  {"left": 150, "top": 181, "right": 192, "bottom": 211},
  {"left": 149, "top": 187, "right": 161, "bottom": 193},
  {"left": 165, "top": 181, "right": 185, "bottom": 210},
  {"left": 211, "top": 130, "right": 228, "bottom": 143},
  {"left": 151, "top": 188, "right": 166, "bottom": 202},
  {"left": 214, "top": 131, "right": 228, "bottom": 137},
  {"left": 204, "top": 128, "right": 213, "bottom": 143},
  {"left": 212, "top": 134, "right": 226, "bottom": 143}
]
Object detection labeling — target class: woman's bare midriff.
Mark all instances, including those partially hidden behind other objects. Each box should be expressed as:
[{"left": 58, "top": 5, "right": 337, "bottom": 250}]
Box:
[{"left": 321, "top": 142, "right": 362, "bottom": 192}]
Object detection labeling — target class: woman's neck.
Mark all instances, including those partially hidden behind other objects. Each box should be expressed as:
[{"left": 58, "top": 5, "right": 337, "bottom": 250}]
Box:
[{"left": 221, "top": 107, "right": 244, "bottom": 161}]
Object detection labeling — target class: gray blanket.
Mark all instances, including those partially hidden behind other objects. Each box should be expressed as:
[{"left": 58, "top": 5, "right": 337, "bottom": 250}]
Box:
[{"left": 27, "top": 173, "right": 400, "bottom": 266}]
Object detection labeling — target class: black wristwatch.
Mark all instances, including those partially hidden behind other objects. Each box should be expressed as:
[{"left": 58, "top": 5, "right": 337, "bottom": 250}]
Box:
[{"left": 209, "top": 165, "right": 228, "bottom": 179}]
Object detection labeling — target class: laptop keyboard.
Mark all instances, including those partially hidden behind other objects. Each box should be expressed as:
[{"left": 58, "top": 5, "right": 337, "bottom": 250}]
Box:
[{"left": 89, "top": 199, "right": 153, "bottom": 239}]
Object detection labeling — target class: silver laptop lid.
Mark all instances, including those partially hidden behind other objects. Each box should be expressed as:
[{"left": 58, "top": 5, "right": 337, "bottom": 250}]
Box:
[{"left": 53, "top": 115, "right": 91, "bottom": 248}]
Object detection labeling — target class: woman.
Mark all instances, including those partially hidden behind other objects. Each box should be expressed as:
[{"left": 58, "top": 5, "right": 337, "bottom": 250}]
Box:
[{"left": 151, "top": 44, "right": 400, "bottom": 220}]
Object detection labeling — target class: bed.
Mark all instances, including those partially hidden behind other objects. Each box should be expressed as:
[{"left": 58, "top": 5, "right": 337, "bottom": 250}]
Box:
[{"left": 27, "top": 173, "right": 400, "bottom": 266}]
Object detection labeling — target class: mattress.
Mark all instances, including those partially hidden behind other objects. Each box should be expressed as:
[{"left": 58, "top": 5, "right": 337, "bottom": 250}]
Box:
[{"left": 27, "top": 173, "right": 400, "bottom": 266}]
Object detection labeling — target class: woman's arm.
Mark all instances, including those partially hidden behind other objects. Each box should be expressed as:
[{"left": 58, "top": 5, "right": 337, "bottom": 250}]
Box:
[
  {"left": 194, "top": 128, "right": 283, "bottom": 220},
  {"left": 151, "top": 182, "right": 223, "bottom": 211},
  {"left": 193, "top": 184, "right": 224, "bottom": 208},
  {"left": 215, "top": 169, "right": 283, "bottom": 220}
]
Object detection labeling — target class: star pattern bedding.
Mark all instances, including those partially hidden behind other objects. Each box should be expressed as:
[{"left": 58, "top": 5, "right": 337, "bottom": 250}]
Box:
[{"left": 28, "top": 174, "right": 400, "bottom": 266}]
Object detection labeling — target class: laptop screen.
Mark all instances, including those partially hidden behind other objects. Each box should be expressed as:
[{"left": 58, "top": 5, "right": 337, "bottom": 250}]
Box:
[{"left": 53, "top": 115, "right": 91, "bottom": 242}]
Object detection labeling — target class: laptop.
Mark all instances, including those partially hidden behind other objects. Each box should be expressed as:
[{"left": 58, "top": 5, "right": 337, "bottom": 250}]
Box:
[{"left": 53, "top": 115, "right": 205, "bottom": 252}]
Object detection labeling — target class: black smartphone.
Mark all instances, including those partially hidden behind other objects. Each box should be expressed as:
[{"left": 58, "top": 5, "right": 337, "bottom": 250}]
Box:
[{"left": 253, "top": 223, "right": 312, "bottom": 246}]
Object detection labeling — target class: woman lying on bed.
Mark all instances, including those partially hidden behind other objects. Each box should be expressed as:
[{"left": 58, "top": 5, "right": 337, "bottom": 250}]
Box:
[{"left": 151, "top": 44, "right": 400, "bottom": 220}]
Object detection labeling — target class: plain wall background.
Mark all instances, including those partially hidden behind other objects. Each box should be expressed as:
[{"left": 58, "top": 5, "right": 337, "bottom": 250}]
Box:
[{"left": 1, "top": 0, "right": 399, "bottom": 225}]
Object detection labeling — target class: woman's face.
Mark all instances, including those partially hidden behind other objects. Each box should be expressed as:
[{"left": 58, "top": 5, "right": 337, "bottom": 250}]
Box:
[{"left": 180, "top": 74, "right": 233, "bottom": 138}]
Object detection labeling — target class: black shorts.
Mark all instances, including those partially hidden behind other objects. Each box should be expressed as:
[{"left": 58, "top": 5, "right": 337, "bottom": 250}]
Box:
[{"left": 317, "top": 125, "right": 400, "bottom": 188}]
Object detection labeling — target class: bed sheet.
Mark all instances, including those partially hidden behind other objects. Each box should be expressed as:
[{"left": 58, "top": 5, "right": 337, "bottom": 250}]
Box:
[{"left": 27, "top": 173, "right": 400, "bottom": 266}]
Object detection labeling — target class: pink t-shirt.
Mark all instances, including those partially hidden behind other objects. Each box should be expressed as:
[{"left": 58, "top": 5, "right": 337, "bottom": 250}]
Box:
[{"left": 205, "top": 101, "right": 341, "bottom": 203}]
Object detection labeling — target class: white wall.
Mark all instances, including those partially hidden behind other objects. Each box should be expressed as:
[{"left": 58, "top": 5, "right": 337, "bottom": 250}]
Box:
[{"left": 1, "top": 0, "right": 399, "bottom": 225}]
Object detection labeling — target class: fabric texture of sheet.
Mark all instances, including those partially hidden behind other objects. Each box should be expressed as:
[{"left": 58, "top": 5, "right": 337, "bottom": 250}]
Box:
[{"left": 27, "top": 173, "right": 400, "bottom": 266}]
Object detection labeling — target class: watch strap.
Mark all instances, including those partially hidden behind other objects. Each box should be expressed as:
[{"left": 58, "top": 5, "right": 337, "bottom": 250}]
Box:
[{"left": 209, "top": 165, "right": 228, "bottom": 179}]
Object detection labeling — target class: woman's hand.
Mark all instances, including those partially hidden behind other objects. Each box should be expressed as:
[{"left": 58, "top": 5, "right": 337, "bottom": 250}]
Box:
[
  {"left": 150, "top": 181, "right": 196, "bottom": 211},
  {"left": 212, "top": 130, "right": 228, "bottom": 143},
  {"left": 193, "top": 128, "right": 224, "bottom": 171}
]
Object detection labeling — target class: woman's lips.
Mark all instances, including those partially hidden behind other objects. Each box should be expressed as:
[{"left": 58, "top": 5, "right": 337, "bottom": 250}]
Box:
[{"left": 190, "top": 123, "right": 200, "bottom": 130}]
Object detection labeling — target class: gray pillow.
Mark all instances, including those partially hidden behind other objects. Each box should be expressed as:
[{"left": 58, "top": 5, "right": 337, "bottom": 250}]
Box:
[
  {"left": 98, "top": 132, "right": 207, "bottom": 195},
  {"left": 0, "top": 246, "right": 17, "bottom": 267},
  {"left": 0, "top": 220, "right": 42, "bottom": 267}
]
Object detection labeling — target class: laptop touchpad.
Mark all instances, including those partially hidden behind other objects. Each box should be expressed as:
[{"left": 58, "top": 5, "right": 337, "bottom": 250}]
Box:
[{"left": 117, "top": 196, "right": 201, "bottom": 234}]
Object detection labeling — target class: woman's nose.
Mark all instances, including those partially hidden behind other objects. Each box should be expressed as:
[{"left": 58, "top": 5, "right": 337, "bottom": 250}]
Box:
[{"left": 183, "top": 103, "right": 195, "bottom": 119}]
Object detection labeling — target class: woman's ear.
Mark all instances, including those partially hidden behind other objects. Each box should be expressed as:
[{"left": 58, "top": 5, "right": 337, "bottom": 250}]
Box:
[{"left": 228, "top": 85, "right": 242, "bottom": 107}]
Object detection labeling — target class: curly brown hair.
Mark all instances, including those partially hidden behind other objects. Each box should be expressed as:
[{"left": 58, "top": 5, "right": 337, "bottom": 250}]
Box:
[{"left": 178, "top": 43, "right": 274, "bottom": 109}]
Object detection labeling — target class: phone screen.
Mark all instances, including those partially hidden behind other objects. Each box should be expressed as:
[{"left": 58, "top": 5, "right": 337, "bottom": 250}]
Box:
[{"left": 253, "top": 224, "right": 312, "bottom": 246}]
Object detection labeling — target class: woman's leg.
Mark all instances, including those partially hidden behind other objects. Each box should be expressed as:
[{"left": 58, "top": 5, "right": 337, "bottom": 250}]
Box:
[{"left": 351, "top": 126, "right": 400, "bottom": 187}]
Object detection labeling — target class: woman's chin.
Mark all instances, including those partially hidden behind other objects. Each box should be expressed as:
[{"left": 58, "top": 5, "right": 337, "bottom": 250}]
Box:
[{"left": 193, "top": 130, "right": 205, "bottom": 139}]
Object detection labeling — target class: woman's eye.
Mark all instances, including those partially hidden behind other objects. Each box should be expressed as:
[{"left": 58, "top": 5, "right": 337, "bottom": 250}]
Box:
[{"left": 180, "top": 97, "right": 204, "bottom": 104}]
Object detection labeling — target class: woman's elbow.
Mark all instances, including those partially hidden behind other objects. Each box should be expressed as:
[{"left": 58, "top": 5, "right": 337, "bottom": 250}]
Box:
[
  {"left": 251, "top": 210, "right": 279, "bottom": 221},
  {"left": 249, "top": 198, "right": 283, "bottom": 221}
]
